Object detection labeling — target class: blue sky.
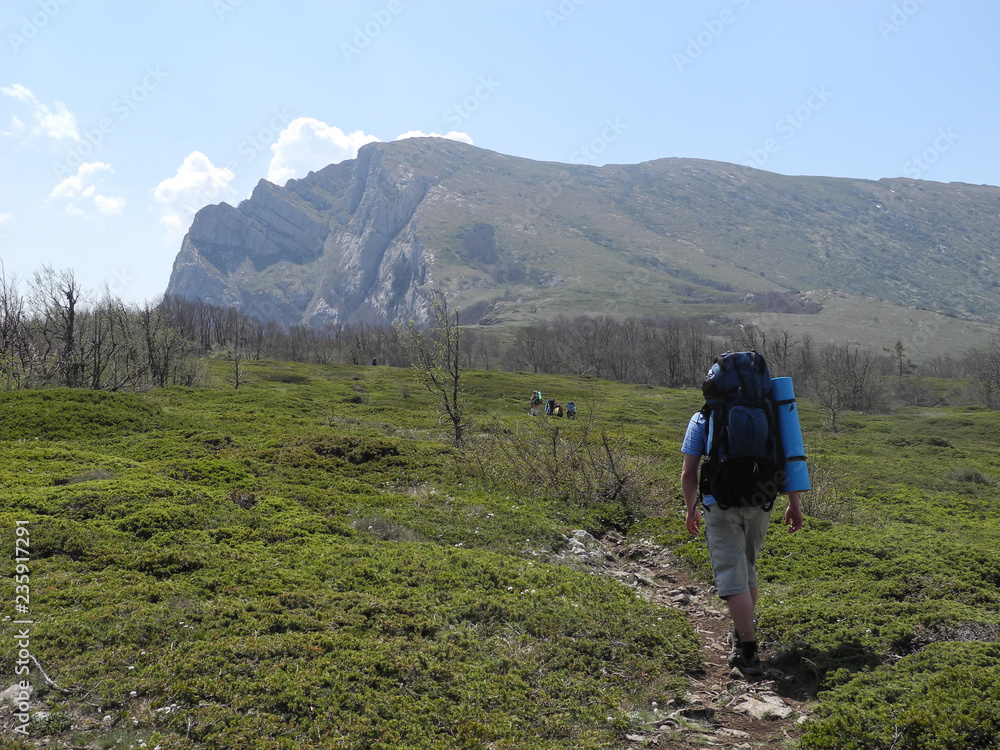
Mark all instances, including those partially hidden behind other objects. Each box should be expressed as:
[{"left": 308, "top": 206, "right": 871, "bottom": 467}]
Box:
[{"left": 2, "top": 0, "right": 997, "bottom": 304}]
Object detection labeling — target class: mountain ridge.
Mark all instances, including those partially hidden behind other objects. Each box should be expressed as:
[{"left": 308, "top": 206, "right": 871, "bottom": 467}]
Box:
[{"left": 165, "top": 138, "right": 1000, "bottom": 342}]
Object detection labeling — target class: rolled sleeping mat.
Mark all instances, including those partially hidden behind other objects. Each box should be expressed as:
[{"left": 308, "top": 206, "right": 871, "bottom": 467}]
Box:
[{"left": 771, "top": 376, "right": 811, "bottom": 492}]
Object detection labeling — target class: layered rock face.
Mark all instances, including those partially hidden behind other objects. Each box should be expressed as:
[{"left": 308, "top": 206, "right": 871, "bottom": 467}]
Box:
[{"left": 165, "top": 138, "right": 461, "bottom": 327}]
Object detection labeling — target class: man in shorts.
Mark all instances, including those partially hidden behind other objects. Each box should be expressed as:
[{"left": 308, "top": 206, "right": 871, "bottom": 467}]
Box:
[{"left": 681, "top": 410, "right": 803, "bottom": 676}]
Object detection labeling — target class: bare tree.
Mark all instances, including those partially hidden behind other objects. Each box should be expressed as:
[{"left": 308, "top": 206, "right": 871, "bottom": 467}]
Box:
[
  {"left": 30, "top": 266, "right": 85, "bottom": 387},
  {"left": 884, "top": 340, "right": 916, "bottom": 378},
  {"left": 815, "top": 343, "right": 888, "bottom": 430},
  {"left": 967, "top": 339, "right": 1000, "bottom": 409},
  {"left": 681, "top": 318, "right": 713, "bottom": 387},
  {"left": 509, "top": 324, "right": 554, "bottom": 373},
  {"left": 764, "top": 328, "right": 797, "bottom": 377},
  {"left": 728, "top": 321, "right": 764, "bottom": 353},
  {"left": 0, "top": 266, "right": 33, "bottom": 389},
  {"left": 638, "top": 318, "right": 680, "bottom": 387},
  {"left": 224, "top": 312, "right": 253, "bottom": 389},
  {"left": 405, "top": 292, "right": 466, "bottom": 446},
  {"left": 140, "top": 299, "right": 199, "bottom": 387},
  {"left": 794, "top": 334, "right": 817, "bottom": 393},
  {"left": 606, "top": 316, "right": 639, "bottom": 383}
]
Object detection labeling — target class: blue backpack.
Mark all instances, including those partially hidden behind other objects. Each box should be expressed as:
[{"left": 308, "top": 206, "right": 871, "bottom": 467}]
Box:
[{"left": 698, "top": 351, "right": 783, "bottom": 510}]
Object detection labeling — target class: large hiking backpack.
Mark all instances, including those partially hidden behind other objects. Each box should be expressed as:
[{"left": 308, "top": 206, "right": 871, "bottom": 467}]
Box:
[{"left": 698, "top": 350, "right": 783, "bottom": 511}]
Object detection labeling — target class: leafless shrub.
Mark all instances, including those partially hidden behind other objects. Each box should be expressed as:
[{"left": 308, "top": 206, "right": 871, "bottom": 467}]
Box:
[
  {"left": 467, "top": 407, "right": 663, "bottom": 523},
  {"left": 229, "top": 489, "right": 258, "bottom": 509},
  {"left": 799, "top": 463, "right": 885, "bottom": 528}
]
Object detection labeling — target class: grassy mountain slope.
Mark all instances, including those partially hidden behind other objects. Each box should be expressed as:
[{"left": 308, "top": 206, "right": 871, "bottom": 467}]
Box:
[
  {"left": 374, "top": 143, "right": 1000, "bottom": 323},
  {"left": 3, "top": 365, "right": 1000, "bottom": 748}
]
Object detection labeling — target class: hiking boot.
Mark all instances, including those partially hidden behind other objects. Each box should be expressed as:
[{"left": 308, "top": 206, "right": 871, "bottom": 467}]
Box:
[
  {"left": 724, "top": 628, "right": 741, "bottom": 654},
  {"left": 727, "top": 651, "right": 765, "bottom": 677}
]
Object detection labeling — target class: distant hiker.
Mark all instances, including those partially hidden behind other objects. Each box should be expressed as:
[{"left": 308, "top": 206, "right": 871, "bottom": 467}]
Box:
[
  {"left": 530, "top": 391, "right": 543, "bottom": 416},
  {"left": 681, "top": 351, "right": 803, "bottom": 679},
  {"left": 371, "top": 358, "right": 377, "bottom": 366},
  {"left": 566, "top": 402, "right": 576, "bottom": 420},
  {"left": 553, "top": 403, "right": 563, "bottom": 418},
  {"left": 546, "top": 398, "right": 556, "bottom": 416}
]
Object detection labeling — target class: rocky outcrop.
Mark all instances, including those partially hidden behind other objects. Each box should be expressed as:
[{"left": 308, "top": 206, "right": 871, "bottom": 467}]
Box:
[{"left": 165, "top": 139, "right": 460, "bottom": 327}]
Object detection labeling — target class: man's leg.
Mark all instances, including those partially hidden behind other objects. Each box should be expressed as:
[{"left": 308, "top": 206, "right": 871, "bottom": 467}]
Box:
[
  {"left": 727, "top": 587, "right": 758, "bottom": 644},
  {"left": 726, "top": 587, "right": 764, "bottom": 674}
]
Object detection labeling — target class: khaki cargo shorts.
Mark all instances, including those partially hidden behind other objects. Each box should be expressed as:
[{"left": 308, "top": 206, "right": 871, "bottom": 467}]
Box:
[{"left": 703, "top": 503, "right": 771, "bottom": 598}]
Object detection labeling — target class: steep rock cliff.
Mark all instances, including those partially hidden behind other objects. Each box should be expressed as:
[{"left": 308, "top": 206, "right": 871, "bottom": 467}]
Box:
[{"left": 165, "top": 138, "right": 462, "bottom": 327}]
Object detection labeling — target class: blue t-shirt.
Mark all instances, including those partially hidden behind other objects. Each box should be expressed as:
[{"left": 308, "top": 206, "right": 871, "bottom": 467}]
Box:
[{"left": 681, "top": 412, "right": 716, "bottom": 506}]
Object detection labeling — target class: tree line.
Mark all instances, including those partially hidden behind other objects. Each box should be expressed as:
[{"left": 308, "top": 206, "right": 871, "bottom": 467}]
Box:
[{"left": 2, "top": 266, "right": 998, "bottom": 419}]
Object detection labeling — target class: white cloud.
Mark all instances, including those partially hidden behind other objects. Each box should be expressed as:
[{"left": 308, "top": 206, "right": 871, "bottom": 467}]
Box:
[
  {"left": 93, "top": 194, "right": 126, "bottom": 216},
  {"left": 395, "top": 130, "right": 473, "bottom": 145},
  {"left": 49, "top": 162, "right": 124, "bottom": 218},
  {"left": 153, "top": 151, "right": 237, "bottom": 234},
  {"left": 265, "top": 119, "right": 476, "bottom": 185},
  {"left": 266, "top": 118, "right": 380, "bottom": 185},
  {"left": 1, "top": 115, "right": 25, "bottom": 138},
  {"left": 0, "top": 84, "right": 79, "bottom": 141}
]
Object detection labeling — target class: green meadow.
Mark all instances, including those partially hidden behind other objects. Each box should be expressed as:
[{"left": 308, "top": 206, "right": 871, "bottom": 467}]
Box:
[{"left": 2, "top": 362, "right": 999, "bottom": 749}]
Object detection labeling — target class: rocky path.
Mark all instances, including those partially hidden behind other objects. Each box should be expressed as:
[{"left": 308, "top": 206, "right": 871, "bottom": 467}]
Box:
[{"left": 567, "top": 531, "right": 811, "bottom": 748}]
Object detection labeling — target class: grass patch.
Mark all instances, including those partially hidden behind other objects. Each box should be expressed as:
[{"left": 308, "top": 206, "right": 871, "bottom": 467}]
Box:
[
  {"left": 0, "top": 364, "right": 704, "bottom": 748},
  {"left": 4, "top": 363, "right": 1000, "bottom": 746}
]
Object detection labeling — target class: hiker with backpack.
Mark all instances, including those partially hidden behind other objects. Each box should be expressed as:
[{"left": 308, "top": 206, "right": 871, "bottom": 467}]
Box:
[
  {"left": 530, "top": 391, "right": 543, "bottom": 416},
  {"left": 680, "top": 350, "right": 803, "bottom": 678}
]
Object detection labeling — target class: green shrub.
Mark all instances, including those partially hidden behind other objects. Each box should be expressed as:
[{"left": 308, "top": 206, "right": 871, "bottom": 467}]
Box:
[
  {"left": 0, "top": 388, "right": 165, "bottom": 440},
  {"left": 801, "top": 642, "right": 1000, "bottom": 750},
  {"left": 7, "top": 364, "right": 1000, "bottom": 748}
]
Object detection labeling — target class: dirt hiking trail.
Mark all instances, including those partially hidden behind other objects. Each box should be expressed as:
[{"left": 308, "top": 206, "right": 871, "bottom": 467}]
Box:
[{"left": 593, "top": 532, "right": 812, "bottom": 749}]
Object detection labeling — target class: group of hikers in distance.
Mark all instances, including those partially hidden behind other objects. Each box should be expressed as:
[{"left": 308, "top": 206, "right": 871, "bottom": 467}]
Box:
[{"left": 529, "top": 391, "right": 576, "bottom": 419}]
